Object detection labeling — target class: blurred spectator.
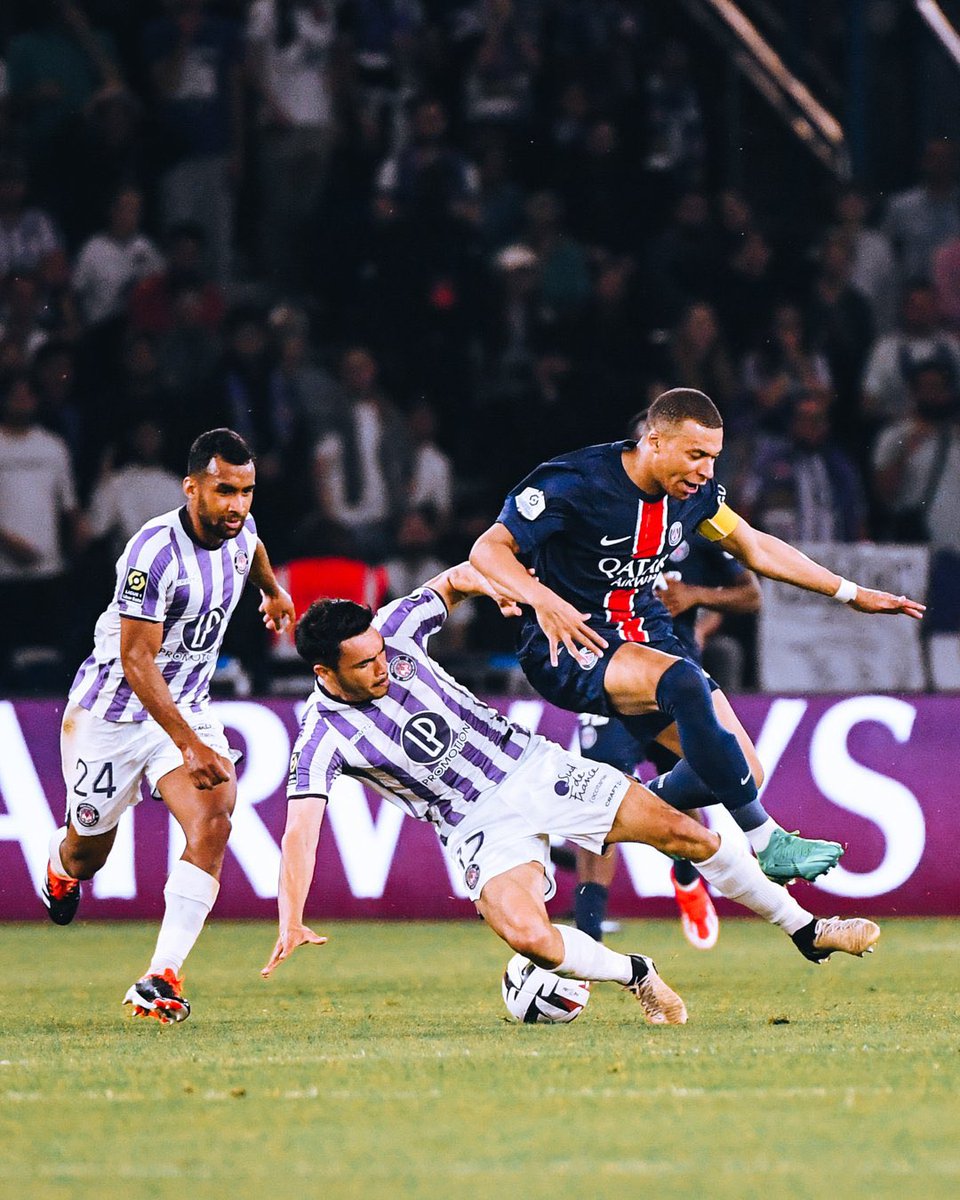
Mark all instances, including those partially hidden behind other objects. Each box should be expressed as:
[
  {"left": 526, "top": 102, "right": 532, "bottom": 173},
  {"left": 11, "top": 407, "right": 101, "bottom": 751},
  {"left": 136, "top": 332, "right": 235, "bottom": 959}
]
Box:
[
  {"left": 805, "top": 229, "right": 874, "bottom": 431},
  {"left": 462, "top": 0, "right": 540, "bottom": 129},
  {"left": 30, "top": 339, "right": 85, "bottom": 476},
  {"left": 51, "top": 84, "right": 146, "bottom": 247},
  {"left": 643, "top": 37, "right": 705, "bottom": 191},
  {"left": 714, "top": 225, "right": 780, "bottom": 358},
  {"left": 375, "top": 95, "right": 480, "bottom": 226},
  {"left": 128, "top": 220, "right": 225, "bottom": 335},
  {"left": 646, "top": 189, "right": 719, "bottom": 328},
  {"left": 667, "top": 300, "right": 737, "bottom": 416},
  {"left": 34, "top": 249, "right": 82, "bottom": 342},
  {"left": 0, "top": 154, "right": 62, "bottom": 276},
  {"left": 522, "top": 189, "right": 590, "bottom": 319},
  {"left": 872, "top": 363, "right": 960, "bottom": 548},
  {"left": 578, "top": 253, "right": 645, "bottom": 426},
  {"left": 0, "top": 270, "right": 49, "bottom": 361},
  {"left": 834, "top": 185, "right": 898, "bottom": 333},
  {"left": 151, "top": 289, "right": 221, "bottom": 443},
  {"left": 475, "top": 135, "right": 525, "bottom": 251},
  {"left": 246, "top": 0, "right": 338, "bottom": 290},
  {"left": 861, "top": 281, "right": 960, "bottom": 426},
  {"left": 72, "top": 186, "right": 163, "bottom": 327},
  {"left": 312, "top": 345, "right": 412, "bottom": 561},
  {"left": 741, "top": 302, "right": 832, "bottom": 435},
  {"left": 931, "top": 232, "right": 960, "bottom": 333},
  {"left": 406, "top": 400, "right": 452, "bottom": 528},
  {"left": 144, "top": 0, "right": 244, "bottom": 281},
  {"left": 5, "top": 1, "right": 120, "bottom": 176},
  {"left": 741, "top": 389, "right": 867, "bottom": 543},
  {"left": 0, "top": 370, "right": 83, "bottom": 684},
  {"left": 883, "top": 138, "right": 960, "bottom": 283},
  {"left": 480, "top": 241, "right": 543, "bottom": 404},
  {"left": 86, "top": 418, "right": 183, "bottom": 558},
  {"left": 563, "top": 117, "right": 637, "bottom": 255},
  {"left": 339, "top": 0, "right": 422, "bottom": 146}
]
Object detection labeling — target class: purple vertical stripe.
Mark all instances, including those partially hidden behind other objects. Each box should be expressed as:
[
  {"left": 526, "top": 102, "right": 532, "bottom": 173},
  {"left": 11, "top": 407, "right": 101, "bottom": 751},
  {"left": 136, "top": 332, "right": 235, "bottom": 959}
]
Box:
[
  {"left": 79, "top": 659, "right": 111, "bottom": 709},
  {"left": 138, "top": 544, "right": 174, "bottom": 619},
  {"left": 220, "top": 542, "right": 235, "bottom": 611},
  {"left": 104, "top": 679, "right": 134, "bottom": 721}
]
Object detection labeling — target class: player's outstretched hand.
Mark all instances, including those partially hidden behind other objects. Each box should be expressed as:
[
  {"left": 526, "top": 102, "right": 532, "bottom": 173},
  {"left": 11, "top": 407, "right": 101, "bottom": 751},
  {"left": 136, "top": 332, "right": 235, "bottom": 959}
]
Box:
[
  {"left": 260, "top": 586, "right": 296, "bottom": 633},
  {"left": 535, "top": 594, "right": 609, "bottom": 666},
  {"left": 261, "top": 925, "right": 328, "bottom": 978},
  {"left": 182, "top": 739, "right": 233, "bottom": 790},
  {"left": 850, "top": 587, "right": 926, "bottom": 620}
]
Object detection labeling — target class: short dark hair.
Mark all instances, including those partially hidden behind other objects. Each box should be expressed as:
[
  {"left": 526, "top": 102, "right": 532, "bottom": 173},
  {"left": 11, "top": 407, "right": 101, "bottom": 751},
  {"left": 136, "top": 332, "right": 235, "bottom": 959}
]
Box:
[
  {"left": 647, "top": 388, "right": 723, "bottom": 430},
  {"left": 295, "top": 599, "right": 374, "bottom": 668},
  {"left": 187, "top": 428, "right": 254, "bottom": 476}
]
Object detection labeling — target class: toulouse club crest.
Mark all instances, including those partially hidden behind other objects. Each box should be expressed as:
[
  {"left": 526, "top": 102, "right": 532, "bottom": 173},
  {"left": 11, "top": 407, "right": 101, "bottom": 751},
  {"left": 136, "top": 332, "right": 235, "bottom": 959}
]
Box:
[
  {"left": 234, "top": 550, "right": 249, "bottom": 574},
  {"left": 389, "top": 653, "right": 417, "bottom": 682},
  {"left": 75, "top": 802, "right": 99, "bottom": 828}
]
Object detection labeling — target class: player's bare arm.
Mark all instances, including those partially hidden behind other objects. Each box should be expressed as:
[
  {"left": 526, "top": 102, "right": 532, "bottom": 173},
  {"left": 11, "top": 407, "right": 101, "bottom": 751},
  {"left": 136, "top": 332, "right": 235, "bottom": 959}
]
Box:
[
  {"left": 262, "top": 795, "right": 329, "bottom": 977},
  {"left": 423, "top": 561, "right": 523, "bottom": 616},
  {"left": 249, "top": 538, "right": 295, "bottom": 632},
  {"left": 119, "top": 616, "right": 233, "bottom": 789},
  {"left": 717, "top": 514, "right": 926, "bottom": 619},
  {"left": 471, "top": 523, "right": 608, "bottom": 666},
  {"left": 657, "top": 570, "right": 761, "bottom": 618}
]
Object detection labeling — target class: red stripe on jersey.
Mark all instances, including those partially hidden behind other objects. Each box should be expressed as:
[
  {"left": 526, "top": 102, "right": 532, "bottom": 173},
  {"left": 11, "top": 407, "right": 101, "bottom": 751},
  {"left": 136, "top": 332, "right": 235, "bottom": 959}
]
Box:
[
  {"left": 605, "top": 588, "right": 650, "bottom": 643},
  {"left": 632, "top": 497, "right": 668, "bottom": 559}
]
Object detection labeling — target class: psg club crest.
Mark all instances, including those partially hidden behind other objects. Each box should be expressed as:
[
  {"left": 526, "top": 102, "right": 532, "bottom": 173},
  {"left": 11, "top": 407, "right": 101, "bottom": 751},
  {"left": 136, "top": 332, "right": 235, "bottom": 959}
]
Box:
[
  {"left": 668, "top": 521, "right": 683, "bottom": 546},
  {"left": 389, "top": 653, "right": 417, "bottom": 682},
  {"left": 234, "top": 550, "right": 249, "bottom": 574},
  {"left": 75, "top": 802, "right": 99, "bottom": 828},
  {"left": 465, "top": 863, "right": 481, "bottom": 891}
]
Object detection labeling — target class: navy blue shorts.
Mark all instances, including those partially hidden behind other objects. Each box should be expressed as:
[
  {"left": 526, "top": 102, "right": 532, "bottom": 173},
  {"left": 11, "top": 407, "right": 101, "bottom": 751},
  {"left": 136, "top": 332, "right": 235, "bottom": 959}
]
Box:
[{"left": 516, "top": 622, "right": 718, "bottom": 750}]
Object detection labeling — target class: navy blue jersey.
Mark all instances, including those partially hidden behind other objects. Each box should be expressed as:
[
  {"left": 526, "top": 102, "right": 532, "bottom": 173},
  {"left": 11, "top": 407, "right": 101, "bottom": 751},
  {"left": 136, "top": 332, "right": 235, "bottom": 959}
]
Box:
[
  {"left": 498, "top": 441, "right": 728, "bottom": 648},
  {"left": 661, "top": 535, "right": 748, "bottom": 660}
]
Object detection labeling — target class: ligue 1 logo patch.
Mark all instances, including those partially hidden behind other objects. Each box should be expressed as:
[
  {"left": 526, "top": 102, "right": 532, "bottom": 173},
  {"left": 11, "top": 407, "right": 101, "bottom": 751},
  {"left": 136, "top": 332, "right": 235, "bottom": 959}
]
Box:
[
  {"left": 668, "top": 521, "right": 683, "bottom": 547},
  {"left": 75, "top": 802, "right": 99, "bottom": 828},
  {"left": 389, "top": 653, "right": 417, "bottom": 682},
  {"left": 234, "top": 550, "right": 249, "bottom": 574},
  {"left": 465, "top": 863, "right": 481, "bottom": 891},
  {"left": 578, "top": 648, "right": 599, "bottom": 671},
  {"left": 120, "top": 567, "right": 147, "bottom": 604}
]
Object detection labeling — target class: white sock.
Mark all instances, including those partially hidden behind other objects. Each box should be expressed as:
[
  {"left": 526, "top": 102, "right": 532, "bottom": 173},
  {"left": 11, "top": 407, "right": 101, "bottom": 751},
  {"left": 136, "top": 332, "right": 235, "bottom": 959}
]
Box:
[
  {"left": 696, "top": 836, "right": 811, "bottom": 936},
  {"left": 745, "top": 817, "right": 780, "bottom": 854},
  {"left": 48, "top": 827, "right": 72, "bottom": 878},
  {"left": 553, "top": 924, "right": 634, "bottom": 984},
  {"left": 148, "top": 860, "right": 220, "bottom": 976}
]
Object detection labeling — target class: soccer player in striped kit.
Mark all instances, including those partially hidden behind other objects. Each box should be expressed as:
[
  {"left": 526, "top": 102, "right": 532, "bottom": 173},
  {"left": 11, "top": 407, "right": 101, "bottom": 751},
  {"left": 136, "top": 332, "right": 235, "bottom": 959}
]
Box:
[
  {"left": 42, "top": 428, "right": 295, "bottom": 1023},
  {"left": 470, "top": 388, "right": 926, "bottom": 891},
  {"left": 263, "top": 566, "right": 883, "bottom": 1025}
]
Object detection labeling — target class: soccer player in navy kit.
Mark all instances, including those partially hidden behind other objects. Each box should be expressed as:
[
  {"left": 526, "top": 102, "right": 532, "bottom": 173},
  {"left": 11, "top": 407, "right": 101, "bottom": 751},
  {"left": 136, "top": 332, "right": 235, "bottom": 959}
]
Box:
[
  {"left": 576, "top": 531, "right": 762, "bottom": 949},
  {"left": 470, "top": 388, "right": 926, "bottom": 895}
]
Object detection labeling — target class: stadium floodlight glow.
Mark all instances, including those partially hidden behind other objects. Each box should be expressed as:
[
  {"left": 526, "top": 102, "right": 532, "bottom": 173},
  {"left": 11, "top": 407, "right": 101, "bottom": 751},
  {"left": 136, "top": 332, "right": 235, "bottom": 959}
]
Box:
[{"left": 916, "top": 0, "right": 960, "bottom": 69}]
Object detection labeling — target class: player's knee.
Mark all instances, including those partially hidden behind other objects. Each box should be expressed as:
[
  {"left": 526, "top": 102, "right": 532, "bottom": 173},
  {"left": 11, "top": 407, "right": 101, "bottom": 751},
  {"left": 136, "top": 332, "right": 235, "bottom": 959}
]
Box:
[
  {"left": 655, "top": 658, "right": 711, "bottom": 716},
  {"left": 185, "top": 809, "right": 232, "bottom": 858}
]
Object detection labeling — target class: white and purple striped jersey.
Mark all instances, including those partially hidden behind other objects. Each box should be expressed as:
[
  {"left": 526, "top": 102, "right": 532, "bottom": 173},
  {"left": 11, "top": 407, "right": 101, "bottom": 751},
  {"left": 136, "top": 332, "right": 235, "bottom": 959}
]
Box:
[
  {"left": 69, "top": 508, "right": 257, "bottom": 722},
  {"left": 288, "top": 588, "right": 533, "bottom": 839}
]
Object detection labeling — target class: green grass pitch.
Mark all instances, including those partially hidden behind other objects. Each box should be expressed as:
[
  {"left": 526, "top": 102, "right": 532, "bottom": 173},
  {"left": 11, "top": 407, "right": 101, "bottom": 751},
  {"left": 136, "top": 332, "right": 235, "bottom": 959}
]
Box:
[{"left": 3, "top": 917, "right": 959, "bottom": 1200}]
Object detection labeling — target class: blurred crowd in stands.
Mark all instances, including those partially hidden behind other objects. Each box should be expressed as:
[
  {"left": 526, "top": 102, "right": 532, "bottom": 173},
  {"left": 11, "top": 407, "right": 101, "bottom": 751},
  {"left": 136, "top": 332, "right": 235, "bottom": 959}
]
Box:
[{"left": 0, "top": 0, "right": 958, "bottom": 694}]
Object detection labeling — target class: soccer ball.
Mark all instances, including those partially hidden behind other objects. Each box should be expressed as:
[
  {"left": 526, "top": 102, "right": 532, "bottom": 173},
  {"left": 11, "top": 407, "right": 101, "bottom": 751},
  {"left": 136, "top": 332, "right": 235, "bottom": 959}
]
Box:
[{"left": 501, "top": 954, "right": 591, "bottom": 1024}]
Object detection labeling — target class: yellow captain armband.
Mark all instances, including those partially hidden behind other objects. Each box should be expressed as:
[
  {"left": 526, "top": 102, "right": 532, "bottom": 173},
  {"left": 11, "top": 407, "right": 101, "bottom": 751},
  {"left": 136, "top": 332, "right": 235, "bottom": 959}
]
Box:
[{"left": 697, "top": 502, "right": 741, "bottom": 542}]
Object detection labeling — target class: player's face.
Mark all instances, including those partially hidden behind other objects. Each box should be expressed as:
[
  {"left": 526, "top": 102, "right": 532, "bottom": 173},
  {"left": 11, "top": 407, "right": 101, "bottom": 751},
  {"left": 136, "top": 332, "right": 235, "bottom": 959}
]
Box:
[
  {"left": 648, "top": 420, "right": 722, "bottom": 500},
  {"left": 320, "top": 628, "right": 389, "bottom": 702},
  {"left": 183, "top": 456, "right": 256, "bottom": 546}
]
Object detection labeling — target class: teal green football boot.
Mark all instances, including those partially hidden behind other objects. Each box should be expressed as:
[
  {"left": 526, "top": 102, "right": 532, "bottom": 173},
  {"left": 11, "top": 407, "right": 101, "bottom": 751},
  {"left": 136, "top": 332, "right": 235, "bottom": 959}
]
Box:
[{"left": 757, "top": 827, "right": 843, "bottom": 883}]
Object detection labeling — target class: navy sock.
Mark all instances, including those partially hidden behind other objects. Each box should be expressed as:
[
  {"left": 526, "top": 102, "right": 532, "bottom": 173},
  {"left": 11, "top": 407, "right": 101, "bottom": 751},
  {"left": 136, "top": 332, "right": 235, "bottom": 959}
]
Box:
[
  {"left": 672, "top": 857, "right": 700, "bottom": 887},
  {"left": 574, "top": 882, "right": 608, "bottom": 942},
  {"left": 641, "top": 659, "right": 764, "bottom": 813}
]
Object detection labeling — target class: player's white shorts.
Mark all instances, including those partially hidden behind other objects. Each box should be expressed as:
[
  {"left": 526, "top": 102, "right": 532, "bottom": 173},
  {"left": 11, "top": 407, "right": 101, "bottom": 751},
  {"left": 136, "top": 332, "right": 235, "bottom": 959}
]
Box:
[
  {"left": 59, "top": 702, "right": 234, "bottom": 836},
  {"left": 444, "top": 735, "right": 630, "bottom": 903}
]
